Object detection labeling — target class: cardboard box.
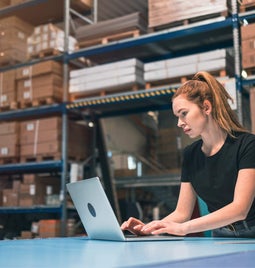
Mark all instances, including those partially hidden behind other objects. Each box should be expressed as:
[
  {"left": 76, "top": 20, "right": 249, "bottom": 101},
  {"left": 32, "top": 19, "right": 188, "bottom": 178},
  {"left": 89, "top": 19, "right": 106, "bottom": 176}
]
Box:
[
  {"left": 0, "top": 122, "right": 19, "bottom": 135},
  {"left": 19, "top": 194, "right": 35, "bottom": 207},
  {"left": 16, "top": 60, "right": 63, "bottom": 80},
  {"left": 0, "top": 16, "right": 33, "bottom": 35},
  {"left": 0, "top": 28, "right": 29, "bottom": 51},
  {"left": 242, "top": 52, "right": 255, "bottom": 68},
  {"left": 0, "top": 70, "right": 16, "bottom": 93},
  {"left": 0, "top": 0, "right": 10, "bottom": 8},
  {"left": 0, "top": 133, "right": 19, "bottom": 158},
  {"left": 241, "top": 24, "right": 255, "bottom": 40},
  {"left": 0, "top": 48, "right": 28, "bottom": 65},
  {"left": 39, "top": 219, "right": 61, "bottom": 238},
  {"left": 3, "top": 189, "right": 19, "bottom": 206},
  {"left": 250, "top": 88, "right": 255, "bottom": 134}
]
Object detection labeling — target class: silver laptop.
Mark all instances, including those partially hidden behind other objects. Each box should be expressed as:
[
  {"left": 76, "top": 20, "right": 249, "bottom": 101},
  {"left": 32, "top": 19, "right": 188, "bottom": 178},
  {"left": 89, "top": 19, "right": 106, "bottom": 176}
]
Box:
[{"left": 66, "top": 177, "right": 183, "bottom": 242}]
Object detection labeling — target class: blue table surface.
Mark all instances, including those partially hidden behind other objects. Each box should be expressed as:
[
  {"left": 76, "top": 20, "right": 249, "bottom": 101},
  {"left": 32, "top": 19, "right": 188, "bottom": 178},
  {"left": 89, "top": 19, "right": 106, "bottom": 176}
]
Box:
[{"left": 0, "top": 236, "right": 255, "bottom": 268}]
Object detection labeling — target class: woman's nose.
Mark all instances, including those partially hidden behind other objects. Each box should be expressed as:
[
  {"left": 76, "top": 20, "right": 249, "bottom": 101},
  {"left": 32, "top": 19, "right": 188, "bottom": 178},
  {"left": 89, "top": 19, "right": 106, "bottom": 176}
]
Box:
[{"left": 177, "top": 118, "right": 185, "bottom": 128}]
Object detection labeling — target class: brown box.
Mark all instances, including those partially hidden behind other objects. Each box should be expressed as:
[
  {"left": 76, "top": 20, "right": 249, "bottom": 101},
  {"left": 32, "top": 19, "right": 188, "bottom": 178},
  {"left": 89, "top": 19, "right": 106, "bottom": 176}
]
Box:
[
  {"left": 22, "top": 174, "right": 60, "bottom": 205},
  {"left": 20, "top": 117, "right": 62, "bottom": 135},
  {"left": 20, "top": 231, "right": 33, "bottom": 239},
  {"left": 0, "top": 0, "right": 10, "bottom": 8},
  {"left": 16, "top": 74, "right": 63, "bottom": 103},
  {"left": 250, "top": 88, "right": 255, "bottom": 134},
  {"left": 11, "top": 0, "right": 28, "bottom": 5},
  {"left": 16, "top": 60, "right": 63, "bottom": 80},
  {"left": 242, "top": 52, "right": 255, "bottom": 68},
  {"left": 0, "top": 133, "right": 19, "bottom": 158},
  {"left": 0, "top": 16, "right": 33, "bottom": 35},
  {"left": 3, "top": 189, "right": 19, "bottom": 206},
  {"left": 19, "top": 194, "right": 35, "bottom": 207},
  {"left": 0, "top": 48, "right": 28, "bottom": 65},
  {"left": 0, "top": 91, "right": 16, "bottom": 108},
  {"left": 241, "top": 24, "right": 255, "bottom": 40},
  {"left": 0, "top": 69, "right": 16, "bottom": 92},
  {"left": 39, "top": 219, "right": 61, "bottom": 238},
  {"left": 0, "top": 122, "right": 19, "bottom": 135},
  {"left": 242, "top": 38, "right": 255, "bottom": 53},
  {"left": 12, "top": 180, "right": 21, "bottom": 192},
  {"left": 0, "top": 28, "right": 29, "bottom": 51}
]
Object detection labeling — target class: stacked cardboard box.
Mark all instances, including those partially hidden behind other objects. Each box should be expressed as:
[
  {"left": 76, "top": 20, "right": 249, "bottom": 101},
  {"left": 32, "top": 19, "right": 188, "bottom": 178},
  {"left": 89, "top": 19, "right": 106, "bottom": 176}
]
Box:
[
  {"left": 241, "top": 23, "right": 255, "bottom": 69},
  {"left": 0, "top": 69, "right": 16, "bottom": 109},
  {"left": 38, "top": 219, "right": 61, "bottom": 238},
  {"left": 15, "top": 60, "right": 63, "bottom": 106},
  {"left": 0, "top": 0, "right": 10, "bottom": 8},
  {"left": 0, "top": 16, "right": 33, "bottom": 65},
  {"left": 144, "top": 49, "right": 234, "bottom": 85},
  {"left": 11, "top": 0, "right": 29, "bottom": 4},
  {"left": 27, "top": 23, "right": 77, "bottom": 58},
  {"left": 148, "top": 0, "right": 227, "bottom": 29},
  {"left": 19, "top": 174, "right": 60, "bottom": 206},
  {"left": 69, "top": 58, "right": 144, "bottom": 96},
  {"left": 250, "top": 88, "right": 255, "bottom": 133},
  {"left": 2, "top": 174, "right": 60, "bottom": 207},
  {"left": 20, "top": 116, "right": 91, "bottom": 161},
  {"left": 0, "top": 122, "right": 19, "bottom": 161},
  {"left": 156, "top": 128, "right": 181, "bottom": 171}
]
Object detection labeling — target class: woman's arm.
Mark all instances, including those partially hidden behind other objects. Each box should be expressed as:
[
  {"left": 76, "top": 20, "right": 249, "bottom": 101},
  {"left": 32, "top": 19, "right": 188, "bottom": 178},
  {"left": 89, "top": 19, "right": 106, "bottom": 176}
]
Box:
[
  {"left": 121, "top": 181, "right": 197, "bottom": 235},
  {"left": 142, "top": 168, "right": 255, "bottom": 236}
]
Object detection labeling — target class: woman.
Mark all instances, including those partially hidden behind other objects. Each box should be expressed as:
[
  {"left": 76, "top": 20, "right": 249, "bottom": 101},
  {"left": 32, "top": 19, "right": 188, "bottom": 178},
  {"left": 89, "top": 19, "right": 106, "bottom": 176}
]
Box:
[{"left": 121, "top": 71, "right": 255, "bottom": 238}]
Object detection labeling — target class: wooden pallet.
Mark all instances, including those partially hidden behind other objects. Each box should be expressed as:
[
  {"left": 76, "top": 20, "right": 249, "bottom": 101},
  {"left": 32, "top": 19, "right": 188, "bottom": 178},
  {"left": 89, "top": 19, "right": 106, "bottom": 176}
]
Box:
[
  {"left": 145, "top": 69, "right": 227, "bottom": 89},
  {"left": 0, "top": 157, "right": 19, "bottom": 165},
  {"left": 244, "top": 67, "right": 255, "bottom": 76},
  {"left": 70, "top": 83, "right": 141, "bottom": 101},
  {"left": 28, "top": 48, "right": 62, "bottom": 59},
  {"left": 0, "top": 101, "right": 18, "bottom": 111},
  {"left": 149, "top": 11, "right": 228, "bottom": 32},
  {"left": 77, "top": 29, "right": 142, "bottom": 49},
  {"left": 239, "top": 2, "right": 255, "bottom": 12},
  {"left": 20, "top": 153, "right": 61, "bottom": 163},
  {"left": 19, "top": 96, "right": 62, "bottom": 109}
]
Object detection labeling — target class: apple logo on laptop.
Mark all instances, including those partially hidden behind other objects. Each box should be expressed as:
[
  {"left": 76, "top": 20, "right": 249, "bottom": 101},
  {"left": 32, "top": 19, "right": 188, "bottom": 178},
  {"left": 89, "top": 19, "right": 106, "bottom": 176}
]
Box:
[{"left": 87, "top": 203, "right": 96, "bottom": 217}]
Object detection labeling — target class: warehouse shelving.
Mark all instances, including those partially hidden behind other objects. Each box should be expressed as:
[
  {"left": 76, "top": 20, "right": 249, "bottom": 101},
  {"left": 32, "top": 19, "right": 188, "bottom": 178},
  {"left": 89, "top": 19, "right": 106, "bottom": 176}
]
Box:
[
  {"left": 1, "top": 0, "right": 255, "bottom": 236},
  {"left": 0, "top": 0, "right": 94, "bottom": 236}
]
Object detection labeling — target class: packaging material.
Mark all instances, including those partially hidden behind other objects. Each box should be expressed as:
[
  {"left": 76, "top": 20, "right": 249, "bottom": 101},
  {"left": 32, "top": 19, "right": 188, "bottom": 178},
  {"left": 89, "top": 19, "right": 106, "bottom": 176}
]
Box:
[
  {"left": 0, "top": 69, "right": 16, "bottom": 108},
  {"left": 0, "top": 1, "right": 10, "bottom": 8},
  {"left": 69, "top": 58, "right": 144, "bottom": 95},
  {"left": 15, "top": 60, "right": 63, "bottom": 104},
  {"left": 241, "top": 24, "right": 255, "bottom": 68},
  {"left": 38, "top": 219, "right": 61, "bottom": 238},
  {"left": 3, "top": 189, "right": 19, "bottom": 206},
  {"left": 0, "top": 122, "right": 19, "bottom": 159},
  {"left": 148, "top": 0, "right": 227, "bottom": 29},
  {"left": 75, "top": 12, "right": 147, "bottom": 48},
  {"left": 27, "top": 23, "right": 77, "bottom": 57},
  {"left": 250, "top": 88, "right": 255, "bottom": 134},
  {"left": 20, "top": 116, "right": 91, "bottom": 161},
  {"left": 0, "top": 16, "right": 33, "bottom": 65},
  {"left": 144, "top": 49, "right": 234, "bottom": 84}
]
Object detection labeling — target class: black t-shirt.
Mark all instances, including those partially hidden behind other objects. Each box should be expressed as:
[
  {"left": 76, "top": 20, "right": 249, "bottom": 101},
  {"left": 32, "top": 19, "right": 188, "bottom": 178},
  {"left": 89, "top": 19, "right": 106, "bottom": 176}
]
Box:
[{"left": 181, "top": 132, "right": 255, "bottom": 221}]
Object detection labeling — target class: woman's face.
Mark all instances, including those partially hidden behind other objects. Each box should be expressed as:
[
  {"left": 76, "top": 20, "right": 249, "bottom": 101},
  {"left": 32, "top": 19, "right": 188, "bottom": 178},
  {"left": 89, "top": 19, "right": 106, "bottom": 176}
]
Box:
[{"left": 172, "top": 94, "right": 209, "bottom": 139}]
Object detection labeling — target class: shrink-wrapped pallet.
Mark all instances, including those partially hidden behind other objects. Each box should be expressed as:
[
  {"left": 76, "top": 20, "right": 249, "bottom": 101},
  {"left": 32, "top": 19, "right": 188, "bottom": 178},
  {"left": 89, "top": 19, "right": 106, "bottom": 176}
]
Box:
[
  {"left": 69, "top": 58, "right": 144, "bottom": 96},
  {"left": 144, "top": 49, "right": 234, "bottom": 84}
]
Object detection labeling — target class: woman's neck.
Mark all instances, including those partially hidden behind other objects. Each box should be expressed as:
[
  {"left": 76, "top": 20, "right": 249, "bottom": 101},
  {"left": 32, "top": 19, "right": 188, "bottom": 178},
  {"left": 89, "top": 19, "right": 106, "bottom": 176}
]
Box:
[{"left": 201, "top": 127, "right": 227, "bottom": 157}]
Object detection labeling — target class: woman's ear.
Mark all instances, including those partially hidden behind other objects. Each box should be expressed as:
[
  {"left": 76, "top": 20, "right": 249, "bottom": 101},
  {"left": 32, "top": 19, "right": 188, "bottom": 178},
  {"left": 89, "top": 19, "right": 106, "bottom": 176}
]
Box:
[{"left": 203, "top": 100, "right": 212, "bottom": 115}]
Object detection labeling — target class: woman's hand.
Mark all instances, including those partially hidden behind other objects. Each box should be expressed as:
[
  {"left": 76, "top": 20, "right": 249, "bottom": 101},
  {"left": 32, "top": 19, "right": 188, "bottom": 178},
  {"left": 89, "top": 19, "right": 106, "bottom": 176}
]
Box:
[
  {"left": 121, "top": 217, "right": 187, "bottom": 236},
  {"left": 121, "top": 217, "right": 146, "bottom": 235},
  {"left": 141, "top": 220, "right": 187, "bottom": 236}
]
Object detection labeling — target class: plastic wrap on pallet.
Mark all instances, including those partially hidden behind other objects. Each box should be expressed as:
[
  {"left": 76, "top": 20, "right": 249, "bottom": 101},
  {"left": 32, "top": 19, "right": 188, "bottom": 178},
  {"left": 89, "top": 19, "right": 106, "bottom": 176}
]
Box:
[
  {"left": 144, "top": 49, "right": 234, "bottom": 82},
  {"left": 69, "top": 58, "right": 144, "bottom": 94}
]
